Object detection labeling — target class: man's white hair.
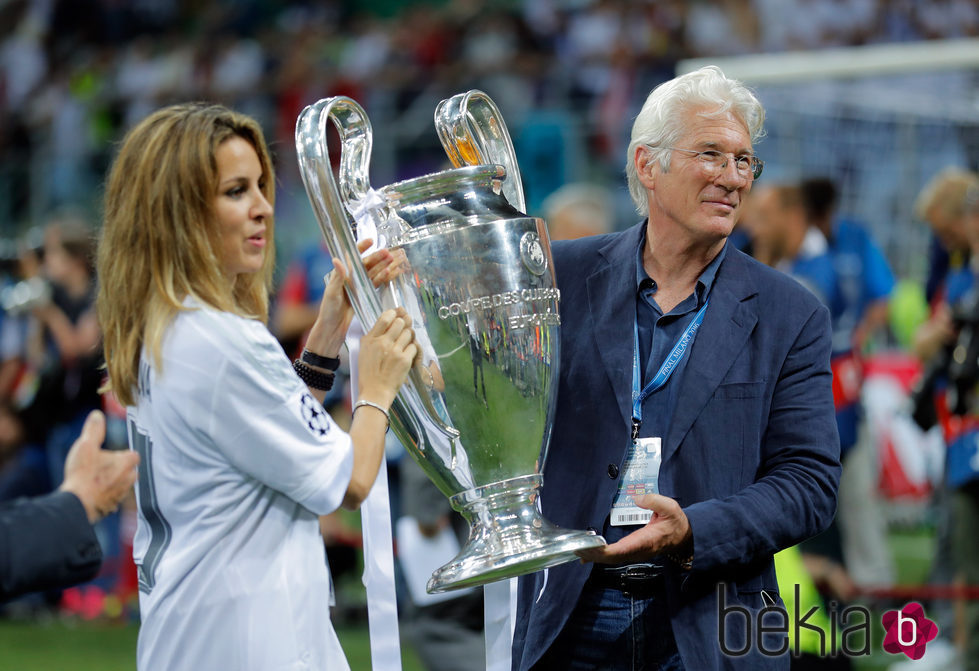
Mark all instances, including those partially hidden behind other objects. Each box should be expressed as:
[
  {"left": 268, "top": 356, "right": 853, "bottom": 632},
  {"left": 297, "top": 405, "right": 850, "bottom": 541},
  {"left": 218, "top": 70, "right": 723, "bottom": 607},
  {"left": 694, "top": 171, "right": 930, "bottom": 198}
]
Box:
[{"left": 625, "top": 65, "right": 766, "bottom": 217}]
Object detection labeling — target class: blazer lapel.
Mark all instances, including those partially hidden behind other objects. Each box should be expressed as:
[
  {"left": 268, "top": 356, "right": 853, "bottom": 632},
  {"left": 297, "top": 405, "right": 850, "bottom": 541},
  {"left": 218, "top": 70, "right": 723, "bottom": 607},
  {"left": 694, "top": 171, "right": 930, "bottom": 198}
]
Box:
[
  {"left": 663, "top": 249, "right": 759, "bottom": 465},
  {"left": 586, "top": 224, "right": 646, "bottom": 430}
]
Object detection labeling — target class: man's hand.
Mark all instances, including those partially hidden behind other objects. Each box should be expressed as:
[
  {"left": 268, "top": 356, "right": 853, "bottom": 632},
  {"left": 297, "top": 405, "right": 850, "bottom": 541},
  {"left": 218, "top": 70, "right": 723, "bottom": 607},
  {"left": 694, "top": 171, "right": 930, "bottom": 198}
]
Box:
[
  {"left": 60, "top": 411, "right": 139, "bottom": 523},
  {"left": 577, "top": 493, "right": 692, "bottom": 565}
]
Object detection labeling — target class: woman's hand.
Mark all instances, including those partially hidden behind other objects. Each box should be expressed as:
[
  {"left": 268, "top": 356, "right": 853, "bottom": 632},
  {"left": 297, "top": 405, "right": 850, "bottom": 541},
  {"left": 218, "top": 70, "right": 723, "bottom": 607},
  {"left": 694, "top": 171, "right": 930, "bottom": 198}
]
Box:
[
  {"left": 304, "top": 239, "right": 400, "bottom": 358},
  {"left": 365, "top": 245, "right": 407, "bottom": 287},
  {"left": 357, "top": 307, "right": 418, "bottom": 409}
]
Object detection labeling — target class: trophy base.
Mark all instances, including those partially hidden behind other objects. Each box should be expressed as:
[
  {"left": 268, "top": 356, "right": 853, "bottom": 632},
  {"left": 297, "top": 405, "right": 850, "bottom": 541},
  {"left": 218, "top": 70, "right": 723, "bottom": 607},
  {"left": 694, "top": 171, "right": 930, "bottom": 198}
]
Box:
[{"left": 427, "top": 474, "right": 606, "bottom": 594}]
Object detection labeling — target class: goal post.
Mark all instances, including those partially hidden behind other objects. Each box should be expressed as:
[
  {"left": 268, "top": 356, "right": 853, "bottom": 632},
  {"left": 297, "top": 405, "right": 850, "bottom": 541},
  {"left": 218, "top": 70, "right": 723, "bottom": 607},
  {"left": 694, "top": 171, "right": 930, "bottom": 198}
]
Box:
[{"left": 677, "top": 38, "right": 979, "bottom": 84}]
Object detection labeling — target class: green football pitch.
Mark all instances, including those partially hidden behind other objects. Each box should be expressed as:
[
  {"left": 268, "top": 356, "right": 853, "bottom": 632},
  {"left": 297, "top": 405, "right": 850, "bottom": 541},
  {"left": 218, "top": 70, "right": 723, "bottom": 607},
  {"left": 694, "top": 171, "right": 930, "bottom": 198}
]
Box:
[
  {"left": 0, "top": 522, "right": 941, "bottom": 670},
  {"left": 0, "top": 620, "right": 425, "bottom": 670}
]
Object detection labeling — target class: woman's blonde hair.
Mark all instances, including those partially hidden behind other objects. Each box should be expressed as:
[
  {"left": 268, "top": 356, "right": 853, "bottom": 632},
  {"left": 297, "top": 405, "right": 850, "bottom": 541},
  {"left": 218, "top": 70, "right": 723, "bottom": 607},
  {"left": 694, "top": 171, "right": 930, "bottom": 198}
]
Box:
[{"left": 97, "top": 103, "right": 276, "bottom": 406}]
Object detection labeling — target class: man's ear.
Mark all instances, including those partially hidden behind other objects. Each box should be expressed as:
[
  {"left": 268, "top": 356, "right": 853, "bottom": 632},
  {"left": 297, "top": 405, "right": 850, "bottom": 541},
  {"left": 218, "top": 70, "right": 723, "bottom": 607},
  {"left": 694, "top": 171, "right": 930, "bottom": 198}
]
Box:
[{"left": 635, "top": 146, "right": 658, "bottom": 191}]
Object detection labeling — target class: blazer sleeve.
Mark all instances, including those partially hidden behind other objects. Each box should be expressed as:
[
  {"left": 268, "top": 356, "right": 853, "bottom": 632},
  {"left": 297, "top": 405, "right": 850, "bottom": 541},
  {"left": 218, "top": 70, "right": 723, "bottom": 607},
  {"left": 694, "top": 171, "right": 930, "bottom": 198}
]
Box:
[
  {"left": 0, "top": 491, "right": 103, "bottom": 600},
  {"left": 683, "top": 304, "right": 842, "bottom": 571}
]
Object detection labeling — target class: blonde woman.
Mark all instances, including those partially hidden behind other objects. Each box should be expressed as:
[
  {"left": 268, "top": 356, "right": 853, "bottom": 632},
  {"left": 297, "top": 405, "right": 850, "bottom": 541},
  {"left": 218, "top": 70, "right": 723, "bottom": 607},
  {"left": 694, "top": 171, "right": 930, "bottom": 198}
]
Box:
[{"left": 97, "top": 103, "right": 416, "bottom": 670}]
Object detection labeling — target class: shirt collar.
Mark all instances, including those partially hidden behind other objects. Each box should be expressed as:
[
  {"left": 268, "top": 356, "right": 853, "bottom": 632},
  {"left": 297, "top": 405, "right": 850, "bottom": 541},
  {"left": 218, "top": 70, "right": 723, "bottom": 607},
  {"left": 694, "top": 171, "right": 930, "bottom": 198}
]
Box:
[{"left": 635, "top": 226, "right": 727, "bottom": 306}]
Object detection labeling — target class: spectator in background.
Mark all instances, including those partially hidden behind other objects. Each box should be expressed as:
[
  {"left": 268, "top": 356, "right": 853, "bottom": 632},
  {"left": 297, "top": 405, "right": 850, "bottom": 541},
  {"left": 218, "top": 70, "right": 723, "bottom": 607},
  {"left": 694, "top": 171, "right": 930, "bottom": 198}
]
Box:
[
  {"left": 915, "top": 0, "right": 979, "bottom": 40},
  {"left": 0, "top": 228, "right": 44, "bottom": 405},
  {"left": 396, "top": 456, "right": 484, "bottom": 671},
  {"left": 31, "top": 215, "right": 102, "bottom": 486},
  {"left": 0, "top": 215, "right": 103, "bottom": 507},
  {"left": 563, "top": 0, "right": 626, "bottom": 108},
  {"left": 745, "top": 182, "right": 858, "bottom": 609},
  {"left": 903, "top": 168, "right": 979, "bottom": 671},
  {"left": 684, "top": 0, "right": 759, "bottom": 57},
  {"left": 912, "top": 169, "right": 979, "bottom": 451},
  {"left": 1, "top": 410, "right": 138, "bottom": 601},
  {"left": 914, "top": 168, "right": 979, "bottom": 311},
  {"left": 800, "top": 176, "right": 896, "bottom": 590},
  {"left": 907, "top": 173, "right": 979, "bottom": 671},
  {"left": 801, "top": 178, "right": 894, "bottom": 356},
  {"left": 0, "top": 230, "right": 50, "bottom": 520},
  {"left": 540, "top": 182, "right": 614, "bottom": 241},
  {"left": 15, "top": 213, "right": 116, "bottom": 609},
  {"left": 743, "top": 182, "right": 840, "bottom": 306},
  {"left": 946, "top": 182, "right": 979, "bottom": 671}
]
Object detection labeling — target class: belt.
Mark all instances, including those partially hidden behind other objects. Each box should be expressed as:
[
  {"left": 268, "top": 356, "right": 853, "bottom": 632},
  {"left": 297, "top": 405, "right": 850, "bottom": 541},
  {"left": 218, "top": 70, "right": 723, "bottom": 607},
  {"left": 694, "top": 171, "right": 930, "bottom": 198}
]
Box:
[{"left": 588, "top": 562, "right": 667, "bottom": 598}]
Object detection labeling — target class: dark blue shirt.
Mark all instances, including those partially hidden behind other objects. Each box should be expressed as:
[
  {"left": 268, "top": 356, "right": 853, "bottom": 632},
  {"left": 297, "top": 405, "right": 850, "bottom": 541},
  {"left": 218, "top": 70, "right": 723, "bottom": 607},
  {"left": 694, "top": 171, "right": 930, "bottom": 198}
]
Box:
[{"left": 603, "top": 232, "right": 725, "bottom": 542}]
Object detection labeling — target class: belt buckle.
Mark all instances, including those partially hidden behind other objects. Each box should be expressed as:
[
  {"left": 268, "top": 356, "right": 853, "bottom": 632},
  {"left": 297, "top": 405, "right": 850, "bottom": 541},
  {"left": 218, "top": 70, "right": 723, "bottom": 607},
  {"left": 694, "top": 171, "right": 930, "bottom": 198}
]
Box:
[
  {"left": 623, "top": 566, "right": 653, "bottom": 580},
  {"left": 616, "top": 563, "right": 664, "bottom": 595},
  {"left": 621, "top": 562, "right": 663, "bottom": 580}
]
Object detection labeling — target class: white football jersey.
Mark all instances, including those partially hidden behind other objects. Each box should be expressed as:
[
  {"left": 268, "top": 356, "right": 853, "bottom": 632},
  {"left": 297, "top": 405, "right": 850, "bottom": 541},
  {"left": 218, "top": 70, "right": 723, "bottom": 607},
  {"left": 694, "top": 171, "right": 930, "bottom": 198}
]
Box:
[{"left": 128, "top": 297, "right": 354, "bottom": 670}]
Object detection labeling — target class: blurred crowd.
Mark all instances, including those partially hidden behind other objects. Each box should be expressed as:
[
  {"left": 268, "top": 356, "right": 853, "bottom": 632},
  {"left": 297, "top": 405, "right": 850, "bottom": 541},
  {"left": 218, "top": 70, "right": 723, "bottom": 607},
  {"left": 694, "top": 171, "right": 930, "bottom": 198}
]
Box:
[
  {"left": 1, "top": 0, "right": 978, "bottom": 232},
  {"left": 1, "top": 0, "right": 979, "bottom": 669}
]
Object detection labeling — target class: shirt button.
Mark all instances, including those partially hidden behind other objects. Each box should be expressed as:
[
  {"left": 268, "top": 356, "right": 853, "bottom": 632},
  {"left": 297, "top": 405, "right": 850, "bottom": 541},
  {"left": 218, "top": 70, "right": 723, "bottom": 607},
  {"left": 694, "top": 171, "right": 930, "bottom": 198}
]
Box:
[{"left": 607, "top": 463, "right": 619, "bottom": 479}]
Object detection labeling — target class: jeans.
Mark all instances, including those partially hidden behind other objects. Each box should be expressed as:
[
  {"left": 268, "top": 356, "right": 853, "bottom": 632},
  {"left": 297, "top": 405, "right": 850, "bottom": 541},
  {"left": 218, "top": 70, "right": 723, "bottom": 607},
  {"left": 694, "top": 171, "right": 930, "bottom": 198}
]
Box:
[{"left": 532, "top": 580, "right": 684, "bottom": 670}]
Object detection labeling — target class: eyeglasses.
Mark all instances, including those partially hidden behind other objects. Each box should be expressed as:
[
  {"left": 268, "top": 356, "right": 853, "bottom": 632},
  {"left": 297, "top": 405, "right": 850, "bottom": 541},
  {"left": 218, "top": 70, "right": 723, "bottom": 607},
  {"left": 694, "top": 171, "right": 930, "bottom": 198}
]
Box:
[{"left": 647, "top": 145, "right": 764, "bottom": 181}]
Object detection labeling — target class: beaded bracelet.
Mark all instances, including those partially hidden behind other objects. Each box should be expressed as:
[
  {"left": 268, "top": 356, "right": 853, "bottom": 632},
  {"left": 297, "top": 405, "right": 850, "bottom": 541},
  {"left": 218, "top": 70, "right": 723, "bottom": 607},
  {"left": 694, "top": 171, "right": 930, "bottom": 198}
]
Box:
[
  {"left": 293, "top": 359, "right": 335, "bottom": 391},
  {"left": 301, "top": 349, "right": 341, "bottom": 371}
]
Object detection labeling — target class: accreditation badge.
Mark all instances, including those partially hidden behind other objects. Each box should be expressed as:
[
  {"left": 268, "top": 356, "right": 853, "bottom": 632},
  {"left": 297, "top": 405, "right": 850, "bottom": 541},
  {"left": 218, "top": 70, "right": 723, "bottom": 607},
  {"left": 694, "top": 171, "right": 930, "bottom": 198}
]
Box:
[{"left": 610, "top": 437, "right": 662, "bottom": 526}]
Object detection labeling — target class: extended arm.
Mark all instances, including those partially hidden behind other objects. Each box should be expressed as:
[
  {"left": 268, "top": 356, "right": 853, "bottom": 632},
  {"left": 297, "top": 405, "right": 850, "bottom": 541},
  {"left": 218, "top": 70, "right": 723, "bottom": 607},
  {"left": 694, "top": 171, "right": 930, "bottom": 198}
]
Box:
[
  {"left": 0, "top": 491, "right": 101, "bottom": 600},
  {"left": 579, "top": 306, "right": 840, "bottom": 571},
  {"left": 0, "top": 410, "right": 139, "bottom": 599}
]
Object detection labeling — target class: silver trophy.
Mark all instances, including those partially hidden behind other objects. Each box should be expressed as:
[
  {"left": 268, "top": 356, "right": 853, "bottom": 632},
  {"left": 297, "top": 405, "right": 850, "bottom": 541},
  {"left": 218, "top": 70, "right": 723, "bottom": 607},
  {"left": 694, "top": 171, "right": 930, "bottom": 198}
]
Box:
[{"left": 295, "top": 90, "right": 605, "bottom": 593}]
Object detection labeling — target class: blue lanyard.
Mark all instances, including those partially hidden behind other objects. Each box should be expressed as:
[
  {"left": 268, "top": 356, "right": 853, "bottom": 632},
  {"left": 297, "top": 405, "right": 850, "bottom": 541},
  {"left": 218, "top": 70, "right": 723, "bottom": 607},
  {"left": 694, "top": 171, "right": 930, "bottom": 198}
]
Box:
[{"left": 631, "top": 299, "right": 709, "bottom": 440}]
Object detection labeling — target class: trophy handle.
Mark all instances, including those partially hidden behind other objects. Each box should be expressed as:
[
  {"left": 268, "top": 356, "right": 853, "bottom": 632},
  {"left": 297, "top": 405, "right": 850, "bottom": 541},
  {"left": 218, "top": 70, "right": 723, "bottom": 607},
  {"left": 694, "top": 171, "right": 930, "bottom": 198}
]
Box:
[
  {"left": 296, "top": 97, "right": 461, "bottom": 441},
  {"left": 434, "top": 90, "right": 527, "bottom": 213},
  {"left": 296, "top": 97, "right": 382, "bottom": 325}
]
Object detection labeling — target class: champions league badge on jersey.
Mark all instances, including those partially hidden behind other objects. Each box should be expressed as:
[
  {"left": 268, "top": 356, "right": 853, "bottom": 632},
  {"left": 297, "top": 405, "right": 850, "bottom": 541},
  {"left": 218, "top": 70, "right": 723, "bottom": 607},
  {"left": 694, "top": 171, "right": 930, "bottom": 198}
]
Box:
[{"left": 300, "top": 392, "right": 331, "bottom": 438}]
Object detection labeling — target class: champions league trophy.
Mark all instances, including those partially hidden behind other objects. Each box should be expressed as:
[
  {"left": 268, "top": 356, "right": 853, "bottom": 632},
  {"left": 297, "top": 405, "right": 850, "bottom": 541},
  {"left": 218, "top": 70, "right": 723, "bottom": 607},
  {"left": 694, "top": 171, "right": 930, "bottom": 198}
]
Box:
[{"left": 296, "top": 90, "right": 605, "bottom": 593}]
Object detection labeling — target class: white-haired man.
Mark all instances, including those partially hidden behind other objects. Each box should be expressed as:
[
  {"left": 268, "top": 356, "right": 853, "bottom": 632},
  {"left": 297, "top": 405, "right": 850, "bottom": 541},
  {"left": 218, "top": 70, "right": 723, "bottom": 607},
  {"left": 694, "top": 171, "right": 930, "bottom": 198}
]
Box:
[{"left": 511, "top": 66, "right": 841, "bottom": 670}]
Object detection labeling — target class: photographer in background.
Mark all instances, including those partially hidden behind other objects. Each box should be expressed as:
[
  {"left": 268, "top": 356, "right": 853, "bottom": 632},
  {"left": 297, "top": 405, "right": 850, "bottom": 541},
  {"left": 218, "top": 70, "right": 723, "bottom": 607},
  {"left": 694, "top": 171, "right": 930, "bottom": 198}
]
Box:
[
  {"left": 1, "top": 215, "right": 103, "bottom": 485},
  {"left": 0, "top": 229, "right": 45, "bottom": 412},
  {"left": 0, "top": 230, "right": 48, "bottom": 501},
  {"left": 911, "top": 170, "right": 979, "bottom": 671},
  {"left": 0, "top": 214, "right": 115, "bottom": 613}
]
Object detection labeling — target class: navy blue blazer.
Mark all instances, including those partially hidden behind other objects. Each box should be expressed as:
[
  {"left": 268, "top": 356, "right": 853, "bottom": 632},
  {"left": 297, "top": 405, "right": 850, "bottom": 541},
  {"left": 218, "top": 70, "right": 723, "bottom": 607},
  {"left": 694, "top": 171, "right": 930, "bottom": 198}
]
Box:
[
  {"left": 512, "top": 222, "right": 842, "bottom": 670},
  {"left": 0, "top": 490, "right": 102, "bottom": 601}
]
